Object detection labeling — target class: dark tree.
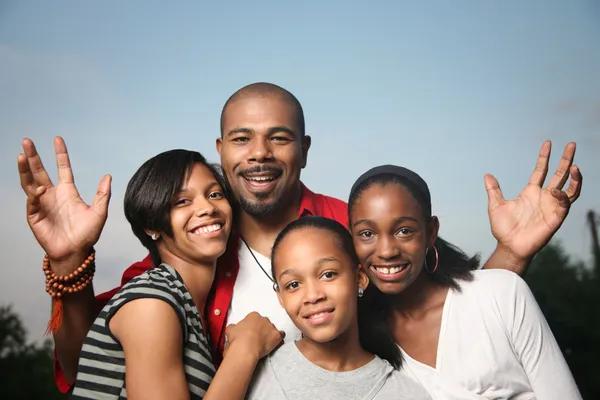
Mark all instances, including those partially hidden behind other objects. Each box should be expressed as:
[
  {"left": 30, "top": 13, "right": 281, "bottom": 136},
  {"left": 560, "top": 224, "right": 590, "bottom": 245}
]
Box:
[
  {"left": 0, "top": 304, "right": 67, "bottom": 399},
  {"left": 525, "top": 241, "right": 600, "bottom": 399}
]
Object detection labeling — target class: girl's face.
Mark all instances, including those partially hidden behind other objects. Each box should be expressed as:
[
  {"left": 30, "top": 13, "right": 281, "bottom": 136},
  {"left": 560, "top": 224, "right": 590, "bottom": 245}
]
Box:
[
  {"left": 273, "top": 227, "right": 368, "bottom": 344},
  {"left": 350, "top": 183, "right": 437, "bottom": 295},
  {"left": 156, "top": 163, "right": 233, "bottom": 265}
]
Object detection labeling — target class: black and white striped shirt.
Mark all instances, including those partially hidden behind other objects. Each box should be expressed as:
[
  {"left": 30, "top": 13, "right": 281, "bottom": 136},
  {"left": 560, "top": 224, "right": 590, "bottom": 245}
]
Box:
[{"left": 72, "top": 264, "right": 215, "bottom": 399}]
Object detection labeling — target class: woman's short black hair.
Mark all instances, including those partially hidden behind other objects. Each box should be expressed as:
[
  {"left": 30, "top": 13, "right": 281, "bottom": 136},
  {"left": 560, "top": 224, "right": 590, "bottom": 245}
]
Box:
[
  {"left": 123, "top": 149, "right": 233, "bottom": 266},
  {"left": 271, "top": 216, "right": 402, "bottom": 369}
]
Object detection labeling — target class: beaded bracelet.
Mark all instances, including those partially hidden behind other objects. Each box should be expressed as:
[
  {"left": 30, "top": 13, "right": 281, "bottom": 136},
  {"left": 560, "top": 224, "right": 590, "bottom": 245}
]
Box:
[{"left": 43, "top": 250, "right": 96, "bottom": 335}]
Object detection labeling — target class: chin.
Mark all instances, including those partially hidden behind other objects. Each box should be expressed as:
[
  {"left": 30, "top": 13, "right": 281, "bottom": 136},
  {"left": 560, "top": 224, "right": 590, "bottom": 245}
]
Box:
[
  {"left": 300, "top": 327, "right": 342, "bottom": 344},
  {"left": 372, "top": 279, "right": 412, "bottom": 295}
]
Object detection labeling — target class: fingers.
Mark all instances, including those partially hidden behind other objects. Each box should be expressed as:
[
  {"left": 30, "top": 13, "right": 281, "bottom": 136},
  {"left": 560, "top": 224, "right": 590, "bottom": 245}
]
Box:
[
  {"left": 21, "top": 138, "right": 53, "bottom": 188},
  {"left": 26, "top": 185, "right": 47, "bottom": 216},
  {"left": 484, "top": 174, "right": 505, "bottom": 211},
  {"left": 547, "top": 142, "right": 576, "bottom": 190},
  {"left": 18, "top": 153, "right": 36, "bottom": 193},
  {"left": 564, "top": 165, "right": 582, "bottom": 203},
  {"left": 92, "top": 175, "right": 112, "bottom": 217},
  {"left": 549, "top": 188, "right": 571, "bottom": 217},
  {"left": 278, "top": 330, "right": 286, "bottom": 340},
  {"left": 54, "top": 136, "right": 75, "bottom": 184},
  {"left": 528, "top": 141, "right": 551, "bottom": 187}
]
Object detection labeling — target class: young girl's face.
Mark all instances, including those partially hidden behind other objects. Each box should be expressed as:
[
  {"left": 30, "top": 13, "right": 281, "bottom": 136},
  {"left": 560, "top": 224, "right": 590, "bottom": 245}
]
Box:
[
  {"left": 273, "top": 227, "right": 368, "bottom": 344},
  {"left": 350, "top": 182, "right": 434, "bottom": 296},
  {"left": 159, "top": 163, "right": 233, "bottom": 264}
]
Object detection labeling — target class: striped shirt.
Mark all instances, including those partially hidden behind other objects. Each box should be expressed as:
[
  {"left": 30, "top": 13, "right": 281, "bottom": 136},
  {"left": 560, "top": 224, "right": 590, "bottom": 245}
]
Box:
[{"left": 72, "top": 264, "right": 215, "bottom": 399}]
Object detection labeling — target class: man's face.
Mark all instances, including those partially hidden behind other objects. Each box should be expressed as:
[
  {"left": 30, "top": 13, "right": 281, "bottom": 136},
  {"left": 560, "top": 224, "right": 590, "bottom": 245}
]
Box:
[{"left": 217, "top": 95, "right": 310, "bottom": 218}]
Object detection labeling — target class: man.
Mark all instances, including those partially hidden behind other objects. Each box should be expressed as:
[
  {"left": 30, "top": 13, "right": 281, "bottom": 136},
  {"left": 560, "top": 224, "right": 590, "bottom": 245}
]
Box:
[{"left": 18, "top": 82, "right": 582, "bottom": 393}]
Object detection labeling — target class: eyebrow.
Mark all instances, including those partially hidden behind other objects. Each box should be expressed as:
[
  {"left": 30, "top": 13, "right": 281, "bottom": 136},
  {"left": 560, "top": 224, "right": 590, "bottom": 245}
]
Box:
[
  {"left": 226, "top": 126, "right": 297, "bottom": 138},
  {"left": 278, "top": 257, "right": 340, "bottom": 280},
  {"left": 352, "top": 216, "right": 419, "bottom": 228},
  {"left": 268, "top": 126, "right": 297, "bottom": 137},
  {"left": 226, "top": 127, "right": 252, "bottom": 137},
  {"left": 178, "top": 180, "right": 220, "bottom": 193}
]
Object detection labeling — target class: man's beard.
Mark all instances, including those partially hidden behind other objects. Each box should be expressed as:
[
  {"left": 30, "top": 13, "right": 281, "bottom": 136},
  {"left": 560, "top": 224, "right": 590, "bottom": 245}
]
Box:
[{"left": 238, "top": 193, "right": 283, "bottom": 218}]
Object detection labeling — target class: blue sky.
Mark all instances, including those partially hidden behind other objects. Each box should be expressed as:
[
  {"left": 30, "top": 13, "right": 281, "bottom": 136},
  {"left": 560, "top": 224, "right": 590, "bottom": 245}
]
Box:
[{"left": 1, "top": 0, "right": 598, "bottom": 342}]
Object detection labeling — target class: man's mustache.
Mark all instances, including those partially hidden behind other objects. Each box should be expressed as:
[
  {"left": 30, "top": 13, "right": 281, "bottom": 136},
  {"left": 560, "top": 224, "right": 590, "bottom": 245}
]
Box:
[{"left": 238, "top": 165, "right": 283, "bottom": 177}]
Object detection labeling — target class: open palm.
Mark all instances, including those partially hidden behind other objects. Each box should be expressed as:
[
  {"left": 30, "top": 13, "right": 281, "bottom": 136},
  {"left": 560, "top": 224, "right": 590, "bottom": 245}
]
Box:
[
  {"left": 18, "top": 137, "right": 111, "bottom": 273},
  {"left": 485, "top": 141, "right": 582, "bottom": 260}
]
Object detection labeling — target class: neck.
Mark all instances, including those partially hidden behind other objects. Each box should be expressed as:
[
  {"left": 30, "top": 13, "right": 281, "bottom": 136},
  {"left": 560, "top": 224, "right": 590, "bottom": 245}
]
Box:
[
  {"left": 389, "top": 271, "right": 448, "bottom": 321},
  {"left": 160, "top": 254, "right": 216, "bottom": 318},
  {"left": 238, "top": 185, "right": 303, "bottom": 257},
  {"left": 296, "top": 322, "right": 373, "bottom": 372}
]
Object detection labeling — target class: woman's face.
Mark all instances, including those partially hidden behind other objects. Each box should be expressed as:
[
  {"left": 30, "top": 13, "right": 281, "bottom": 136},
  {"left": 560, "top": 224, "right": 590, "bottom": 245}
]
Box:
[
  {"left": 350, "top": 182, "right": 436, "bottom": 295},
  {"left": 273, "top": 227, "right": 368, "bottom": 344},
  {"left": 157, "top": 163, "right": 233, "bottom": 264}
]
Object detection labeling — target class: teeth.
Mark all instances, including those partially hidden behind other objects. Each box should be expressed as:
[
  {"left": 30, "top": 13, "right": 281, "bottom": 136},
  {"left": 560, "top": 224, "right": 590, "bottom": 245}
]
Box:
[
  {"left": 374, "top": 264, "right": 408, "bottom": 274},
  {"left": 308, "top": 311, "right": 329, "bottom": 319},
  {"left": 193, "top": 223, "right": 221, "bottom": 234},
  {"left": 246, "top": 176, "right": 275, "bottom": 181}
]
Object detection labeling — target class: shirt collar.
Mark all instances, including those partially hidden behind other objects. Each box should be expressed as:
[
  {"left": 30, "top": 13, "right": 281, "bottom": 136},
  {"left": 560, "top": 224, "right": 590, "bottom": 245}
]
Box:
[{"left": 298, "top": 181, "right": 318, "bottom": 217}]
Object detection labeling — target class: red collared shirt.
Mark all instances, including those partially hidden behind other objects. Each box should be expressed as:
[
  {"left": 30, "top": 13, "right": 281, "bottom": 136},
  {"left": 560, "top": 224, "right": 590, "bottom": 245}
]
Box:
[{"left": 54, "top": 183, "right": 347, "bottom": 393}]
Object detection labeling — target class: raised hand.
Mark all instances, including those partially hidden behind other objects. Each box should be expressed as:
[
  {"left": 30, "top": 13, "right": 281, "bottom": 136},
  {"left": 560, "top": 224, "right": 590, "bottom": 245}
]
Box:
[
  {"left": 18, "top": 136, "right": 112, "bottom": 275},
  {"left": 485, "top": 141, "right": 582, "bottom": 261}
]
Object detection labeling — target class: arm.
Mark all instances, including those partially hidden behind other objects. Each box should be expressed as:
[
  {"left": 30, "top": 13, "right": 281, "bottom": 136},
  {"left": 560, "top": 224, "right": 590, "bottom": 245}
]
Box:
[
  {"left": 507, "top": 273, "right": 582, "bottom": 399},
  {"left": 52, "top": 281, "right": 98, "bottom": 386},
  {"left": 204, "top": 343, "right": 261, "bottom": 400},
  {"left": 483, "top": 141, "right": 582, "bottom": 276},
  {"left": 205, "top": 312, "right": 285, "bottom": 400},
  {"left": 17, "top": 137, "right": 111, "bottom": 389},
  {"left": 53, "top": 256, "right": 153, "bottom": 389},
  {"left": 481, "top": 243, "right": 531, "bottom": 275},
  {"left": 111, "top": 298, "right": 190, "bottom": 400}
]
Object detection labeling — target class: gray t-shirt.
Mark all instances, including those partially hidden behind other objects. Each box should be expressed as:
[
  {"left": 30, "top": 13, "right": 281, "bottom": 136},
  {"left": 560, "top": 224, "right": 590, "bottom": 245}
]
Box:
[{"left": 246, "top": 342, "right": 431, "bottom": 400}]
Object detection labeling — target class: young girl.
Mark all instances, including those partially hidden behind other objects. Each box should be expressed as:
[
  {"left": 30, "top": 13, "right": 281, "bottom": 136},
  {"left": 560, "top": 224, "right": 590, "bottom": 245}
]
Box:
[
  {"left": 246, "top": 216, "right": 431, "bottom": 400},
  {"left": 348, "top": 165, "right": 582, "bottom": 399},
  {"left": 51, "top": 149, "right": 284, "bottom": 399}
]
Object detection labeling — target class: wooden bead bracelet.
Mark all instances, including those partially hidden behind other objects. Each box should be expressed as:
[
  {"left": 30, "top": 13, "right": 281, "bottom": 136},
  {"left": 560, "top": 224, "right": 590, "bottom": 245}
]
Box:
[{"left": 43, "top": 250, "right": 96, "bottom": 335}]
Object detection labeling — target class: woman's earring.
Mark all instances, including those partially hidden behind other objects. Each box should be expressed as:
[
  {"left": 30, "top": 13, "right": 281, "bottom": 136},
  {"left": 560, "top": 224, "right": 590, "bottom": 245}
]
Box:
[
  {"left": 151, "top": 233, "right": 158, "bottom": 241},
  {"left": 358, "top": 287, "right": 364, "bottom": 298}
]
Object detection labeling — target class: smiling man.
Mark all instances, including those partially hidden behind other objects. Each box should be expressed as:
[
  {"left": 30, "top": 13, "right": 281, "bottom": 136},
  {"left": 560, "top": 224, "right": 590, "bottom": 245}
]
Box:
[{"left": 18, "top": 82, "right": 582, "bottom": 394}]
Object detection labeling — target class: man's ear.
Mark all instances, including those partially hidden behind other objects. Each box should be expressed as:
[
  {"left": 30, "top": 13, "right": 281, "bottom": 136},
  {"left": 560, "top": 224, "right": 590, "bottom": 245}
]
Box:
[
  {"left": 301, "top": 135, "right": 311, "bottom": 169},
  {"left": 216, "top": 137, "right": 223, "bottom": 157}
]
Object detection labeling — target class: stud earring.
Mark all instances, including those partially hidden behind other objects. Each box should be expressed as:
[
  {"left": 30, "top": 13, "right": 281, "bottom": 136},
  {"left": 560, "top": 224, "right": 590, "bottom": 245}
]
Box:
[
  {"left": 358, "top": 287, "right": 364, "bottom": 298},
  {"left": 151, "top": 233, "right": 158, "bottom": 241}
]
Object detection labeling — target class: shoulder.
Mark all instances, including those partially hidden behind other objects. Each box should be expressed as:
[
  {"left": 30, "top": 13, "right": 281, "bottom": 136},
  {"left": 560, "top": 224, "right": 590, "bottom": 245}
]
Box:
[
  {"left": 376, "top": 369, "right": 431, "bottom": 399},
  {"left": 246, "top": 346, "right": 288, "bottom": 399},
  {"left": 266, "top": 341, "right": 298, "bottom": 365},
  {"left": 106, "top": 265, "right": 188, "bottom": 330},
  {"left": 456, "top": 269, "right": 519, "bottom": 294},
  {"left": 301, "top": 183, "right": 348, "bottom": 224}
]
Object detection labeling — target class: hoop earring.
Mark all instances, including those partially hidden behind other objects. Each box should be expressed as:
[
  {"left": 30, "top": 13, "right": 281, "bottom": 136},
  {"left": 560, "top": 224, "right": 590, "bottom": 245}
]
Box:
[{"left": 425, "top": 244, "right": 439, "bottom": 274}]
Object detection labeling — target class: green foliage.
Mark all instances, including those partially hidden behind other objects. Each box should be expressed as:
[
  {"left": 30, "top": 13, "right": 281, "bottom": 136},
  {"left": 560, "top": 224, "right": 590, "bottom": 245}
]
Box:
[
  {"left": 0, "top": 304, "right": 68, "bottom": 399},
  {"left": 525, "top": 242, "right": 600, "bottom": 399}
]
